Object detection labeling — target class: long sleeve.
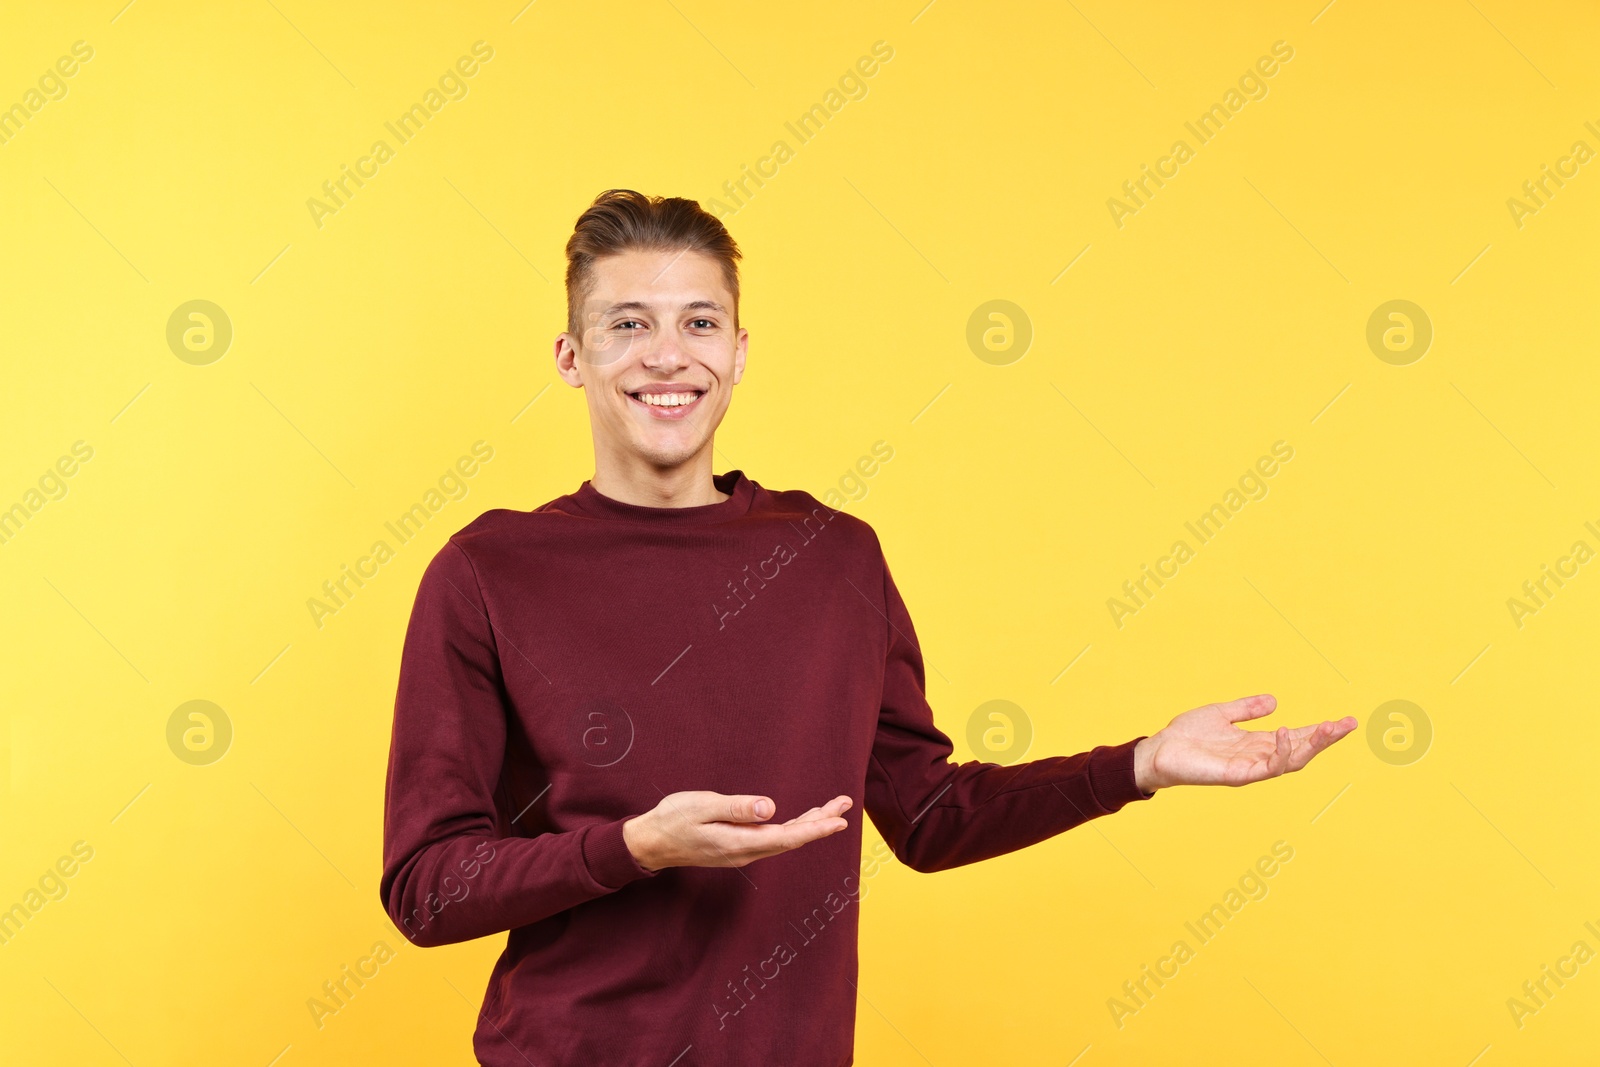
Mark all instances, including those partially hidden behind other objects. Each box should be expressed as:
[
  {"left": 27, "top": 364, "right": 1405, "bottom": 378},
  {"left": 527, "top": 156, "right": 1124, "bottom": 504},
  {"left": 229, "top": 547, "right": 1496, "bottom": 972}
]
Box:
[
  {"left": 863, "top": 540, "right": 1156, "bottom": 874},
  {"left": 379, "top": 538, "right": 656, "bottom": 948}
]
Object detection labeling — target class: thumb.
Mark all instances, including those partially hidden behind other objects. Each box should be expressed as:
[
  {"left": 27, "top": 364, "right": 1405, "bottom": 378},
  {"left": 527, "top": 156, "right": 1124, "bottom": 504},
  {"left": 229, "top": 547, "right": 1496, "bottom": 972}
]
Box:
[
  {"left": 719, "top": 794, "right": 775, "bottom": 823},
  {"left": 1222, "top": 694, "right": 1276, "bottom": 723}
]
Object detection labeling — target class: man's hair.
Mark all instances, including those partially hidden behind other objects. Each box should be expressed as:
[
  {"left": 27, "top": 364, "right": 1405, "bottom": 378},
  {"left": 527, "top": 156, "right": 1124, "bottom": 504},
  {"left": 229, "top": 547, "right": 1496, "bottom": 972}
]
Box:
[{"left": 564, "top": 189, "right": 742, "bottom": 338}]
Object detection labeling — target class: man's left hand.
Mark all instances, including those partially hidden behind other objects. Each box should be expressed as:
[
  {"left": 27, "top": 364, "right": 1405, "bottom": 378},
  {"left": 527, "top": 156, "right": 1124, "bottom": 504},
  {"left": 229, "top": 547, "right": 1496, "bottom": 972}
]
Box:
[{"left": 1133, "top": 694, "right": 1357, "bottom": 793}]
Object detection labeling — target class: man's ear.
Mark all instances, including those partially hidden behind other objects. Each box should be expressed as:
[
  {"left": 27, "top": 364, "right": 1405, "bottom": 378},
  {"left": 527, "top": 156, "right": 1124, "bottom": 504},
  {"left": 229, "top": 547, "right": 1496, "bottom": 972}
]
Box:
[
  {"left": 554, "top": 333, "right": 584, "bottom": 388},
  {"left": 732, "top": 327, "right": 748, "bottom": 385}
]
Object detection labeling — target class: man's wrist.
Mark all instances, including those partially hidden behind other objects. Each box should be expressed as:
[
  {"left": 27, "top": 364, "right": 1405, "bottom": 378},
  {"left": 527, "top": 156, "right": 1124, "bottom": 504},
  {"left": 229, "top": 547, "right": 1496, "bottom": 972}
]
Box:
[
  {"left": 1133, "top": 735, "right": 1163, "bottom": 795},
  {"left": 622, "top": 814, "right": 661, "bottom": 872}
]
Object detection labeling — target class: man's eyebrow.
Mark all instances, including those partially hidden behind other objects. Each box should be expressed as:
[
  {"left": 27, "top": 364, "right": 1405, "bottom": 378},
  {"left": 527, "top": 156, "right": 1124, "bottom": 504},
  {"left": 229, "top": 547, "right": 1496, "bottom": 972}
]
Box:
[{"left": 597, "top": 299, "right": 728, "bottom": 317}]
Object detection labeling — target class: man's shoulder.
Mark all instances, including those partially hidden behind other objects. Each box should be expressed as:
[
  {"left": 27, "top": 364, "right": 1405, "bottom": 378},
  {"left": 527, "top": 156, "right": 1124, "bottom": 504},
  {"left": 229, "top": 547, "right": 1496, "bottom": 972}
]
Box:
[
  {"left": 436, "top": 503, "right": 568, "bottom": 550},
  {"left": 753, "top": 483, "right": 881, "bottom": 553}
]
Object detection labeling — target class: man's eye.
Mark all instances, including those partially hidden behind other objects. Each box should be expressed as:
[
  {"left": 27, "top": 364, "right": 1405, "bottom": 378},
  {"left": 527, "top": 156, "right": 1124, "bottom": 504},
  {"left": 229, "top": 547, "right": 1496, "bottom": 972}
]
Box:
[
  {"left": 689, "top": 319, "right": 716, "bottom": 329},
  {"left": 613, "top": 320, "right": 644, "bottom": 330}
]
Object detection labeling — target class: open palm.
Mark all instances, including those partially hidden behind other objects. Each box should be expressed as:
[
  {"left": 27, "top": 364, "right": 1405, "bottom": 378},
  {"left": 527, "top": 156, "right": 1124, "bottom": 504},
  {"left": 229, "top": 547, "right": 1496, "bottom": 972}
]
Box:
[{"left": 1137, "top": 694, "right": 1357, "bottom": 790}]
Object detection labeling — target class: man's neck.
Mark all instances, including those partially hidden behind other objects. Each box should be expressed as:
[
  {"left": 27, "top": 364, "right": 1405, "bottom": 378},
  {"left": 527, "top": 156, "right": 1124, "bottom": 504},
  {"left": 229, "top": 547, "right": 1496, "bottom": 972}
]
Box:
[{"left": 589, "top": 453, "right": 728, "bottom": 508}]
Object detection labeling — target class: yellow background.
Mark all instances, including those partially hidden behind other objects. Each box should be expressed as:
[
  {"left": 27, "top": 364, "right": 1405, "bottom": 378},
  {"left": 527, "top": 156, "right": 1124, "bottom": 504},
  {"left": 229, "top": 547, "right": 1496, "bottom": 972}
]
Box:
[{"left": 3, "top": 0, "right": 1597, "bottom": 1063}]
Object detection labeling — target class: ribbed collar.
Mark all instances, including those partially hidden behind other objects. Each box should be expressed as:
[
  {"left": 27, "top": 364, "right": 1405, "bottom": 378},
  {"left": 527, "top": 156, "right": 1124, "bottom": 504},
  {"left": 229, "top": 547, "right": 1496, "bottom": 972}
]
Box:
[{"left": 568, "top": 469, "right": 756, "bottom": 525}]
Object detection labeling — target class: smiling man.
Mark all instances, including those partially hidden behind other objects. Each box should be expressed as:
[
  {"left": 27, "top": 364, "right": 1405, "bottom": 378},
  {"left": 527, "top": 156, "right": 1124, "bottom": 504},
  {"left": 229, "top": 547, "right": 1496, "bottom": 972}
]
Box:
[{"left": 379, "top": 189, "right": 1358, "bottom": 1066}]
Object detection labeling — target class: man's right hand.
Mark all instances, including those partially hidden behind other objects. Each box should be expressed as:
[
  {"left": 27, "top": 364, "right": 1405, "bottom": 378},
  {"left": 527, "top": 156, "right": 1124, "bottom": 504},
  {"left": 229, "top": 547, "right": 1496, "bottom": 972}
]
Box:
[{"left": 622, "top": 791, "right": 852, "bottom": 872}]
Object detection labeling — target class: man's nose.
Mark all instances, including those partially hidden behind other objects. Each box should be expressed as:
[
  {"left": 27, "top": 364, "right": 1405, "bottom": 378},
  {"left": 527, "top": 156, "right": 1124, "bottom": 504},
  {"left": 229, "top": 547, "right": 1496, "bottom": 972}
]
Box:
[{"left": 642, "top": 330, "right": 689, "bottom": 371}]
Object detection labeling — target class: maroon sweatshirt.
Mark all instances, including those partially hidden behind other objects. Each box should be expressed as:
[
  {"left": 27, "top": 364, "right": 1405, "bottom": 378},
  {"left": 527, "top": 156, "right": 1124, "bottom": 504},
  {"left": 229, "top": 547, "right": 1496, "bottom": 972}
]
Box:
[{"left": 380, "top": 469, "right": 1154, "bottom": 1065}]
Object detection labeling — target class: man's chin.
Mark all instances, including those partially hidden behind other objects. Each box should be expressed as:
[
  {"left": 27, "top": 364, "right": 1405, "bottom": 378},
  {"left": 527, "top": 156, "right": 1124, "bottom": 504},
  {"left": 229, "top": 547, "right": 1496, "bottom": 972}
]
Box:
[
  {"left": 631, "top": 419, "right": 714, "bottom": 455},
  {"left": 606, "top": 427, "right": 689, "bottom": 462}
]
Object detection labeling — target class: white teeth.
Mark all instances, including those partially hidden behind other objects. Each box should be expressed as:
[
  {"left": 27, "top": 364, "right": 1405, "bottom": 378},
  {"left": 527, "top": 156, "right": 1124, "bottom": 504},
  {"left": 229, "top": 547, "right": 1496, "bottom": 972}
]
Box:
[{"left": 636, "top": 392, "right": 699, "bottom": 407}]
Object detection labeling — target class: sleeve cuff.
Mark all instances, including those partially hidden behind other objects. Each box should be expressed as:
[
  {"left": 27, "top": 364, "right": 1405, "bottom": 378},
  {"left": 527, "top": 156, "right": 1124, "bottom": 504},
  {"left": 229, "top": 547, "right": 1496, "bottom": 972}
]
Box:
[
  {"left": 1089, "top": 735, "right": 1157, "bottom": 810},
  {"left": 581, "top": 816, "right": 660, "bottom": 890}
]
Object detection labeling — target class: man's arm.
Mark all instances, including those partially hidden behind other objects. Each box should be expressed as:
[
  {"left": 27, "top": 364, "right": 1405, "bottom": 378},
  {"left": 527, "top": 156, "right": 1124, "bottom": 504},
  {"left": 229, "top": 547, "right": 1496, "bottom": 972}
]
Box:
[
  {"left": 861, "top": 540, "right": 1358, "bottom": 875},
  {"left": 862, "top": 545, "right": 1156, "bottom": 875},
  {"left": 379, "top": 539, "right": 656, "bottom": 948}
]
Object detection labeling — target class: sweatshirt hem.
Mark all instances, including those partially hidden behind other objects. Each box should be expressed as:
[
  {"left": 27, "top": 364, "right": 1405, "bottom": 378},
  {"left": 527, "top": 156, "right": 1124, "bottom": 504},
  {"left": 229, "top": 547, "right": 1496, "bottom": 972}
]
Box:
[
  {"left": 582, "top": 816, "right": 660, "bottom": 889},
  {"left": 1091, "top": 735, "right": 1154, "bottom": 810}
]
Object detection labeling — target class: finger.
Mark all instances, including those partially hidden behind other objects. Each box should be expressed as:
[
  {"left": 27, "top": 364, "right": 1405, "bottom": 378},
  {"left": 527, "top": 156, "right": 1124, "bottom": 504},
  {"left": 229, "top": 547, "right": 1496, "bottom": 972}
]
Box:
[
  {"left": 1268, "top": 725, "right": 1291, "bottom": 776},
  {"left": 720, "top": 816, "right": 849, "bottom": 859},
  {"left": 1286, "top": 715, "right": 1356, "bottom": 739},
  {"left": 1281, "top": 720, "right": 1335, "bottom": 747},
  {"left": 768, "top": 817, "right": 852, "bottom": 853},
  {"left": 779, "top": 800, "right": 851, "bottom": 835},
  {"left": 1289, "top": 719, "right": 1355, "bottom": 769},
  {"left": 1222, "top": 694, "right": 1277, "bottom": 724},
  {"left": 782, "top": 796, "right": 853, "bottom": 826},
  {"left": 709, "top": 794, "right": 775, "bottom": 823},
  {"left": 1288, "top": 722, "right": 1332, "bottom": 771}
]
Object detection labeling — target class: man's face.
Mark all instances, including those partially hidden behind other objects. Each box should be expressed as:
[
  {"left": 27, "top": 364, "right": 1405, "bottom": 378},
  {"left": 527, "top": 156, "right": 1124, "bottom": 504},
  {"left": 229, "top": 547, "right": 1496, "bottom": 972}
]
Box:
[{"left": 555, "top": 249, "right": 747, "bottom": 472}]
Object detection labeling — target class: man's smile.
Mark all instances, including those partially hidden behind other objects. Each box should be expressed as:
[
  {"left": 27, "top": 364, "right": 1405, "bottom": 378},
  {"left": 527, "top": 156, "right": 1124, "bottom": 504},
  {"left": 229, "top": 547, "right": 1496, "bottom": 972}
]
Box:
[{"left": 626, "top": 382, "right": 706, "bottom": 420}]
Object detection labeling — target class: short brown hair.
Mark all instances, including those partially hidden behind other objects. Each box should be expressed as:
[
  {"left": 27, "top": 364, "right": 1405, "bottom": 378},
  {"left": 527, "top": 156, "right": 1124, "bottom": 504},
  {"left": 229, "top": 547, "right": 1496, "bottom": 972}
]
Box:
[{"left": 564, "top": 189, "right": 742, "bottom": 338}]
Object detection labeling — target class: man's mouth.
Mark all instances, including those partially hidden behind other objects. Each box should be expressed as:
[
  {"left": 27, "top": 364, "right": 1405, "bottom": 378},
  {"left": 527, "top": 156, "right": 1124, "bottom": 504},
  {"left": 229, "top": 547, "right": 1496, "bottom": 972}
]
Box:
[{"left": 626, "top": 388, "right": 706, "bottom": 419}]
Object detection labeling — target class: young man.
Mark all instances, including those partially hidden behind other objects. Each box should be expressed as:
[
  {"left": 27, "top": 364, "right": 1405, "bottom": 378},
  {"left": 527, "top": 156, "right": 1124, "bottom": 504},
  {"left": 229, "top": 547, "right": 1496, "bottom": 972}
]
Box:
[{"left": 380, "top": 189, "right": 1357, "bottom": 1065}]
